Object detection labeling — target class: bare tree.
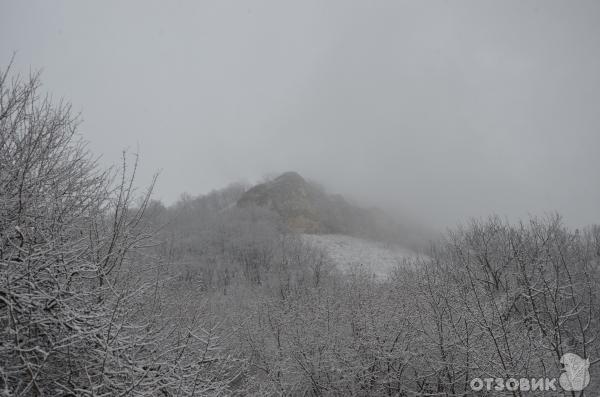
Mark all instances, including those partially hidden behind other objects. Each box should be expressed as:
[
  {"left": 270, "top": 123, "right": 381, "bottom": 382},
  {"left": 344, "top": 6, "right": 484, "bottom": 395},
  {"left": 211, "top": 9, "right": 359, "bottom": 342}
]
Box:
[{"left": 0, "top": 61, "right": 242, "bottom": 396}]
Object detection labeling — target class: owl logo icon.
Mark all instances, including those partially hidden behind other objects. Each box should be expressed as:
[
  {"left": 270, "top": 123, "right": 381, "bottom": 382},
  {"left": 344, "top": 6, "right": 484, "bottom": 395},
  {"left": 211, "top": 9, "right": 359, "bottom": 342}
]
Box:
[{"left": 559, "top": 353, "right": 590, "bottom": 391}]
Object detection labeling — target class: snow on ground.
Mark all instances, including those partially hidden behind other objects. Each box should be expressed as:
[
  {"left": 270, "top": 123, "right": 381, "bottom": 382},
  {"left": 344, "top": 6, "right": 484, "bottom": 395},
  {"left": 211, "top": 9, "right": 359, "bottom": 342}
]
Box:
[{"left": 302, "top": 234, "right": 421, "bottom": 279}]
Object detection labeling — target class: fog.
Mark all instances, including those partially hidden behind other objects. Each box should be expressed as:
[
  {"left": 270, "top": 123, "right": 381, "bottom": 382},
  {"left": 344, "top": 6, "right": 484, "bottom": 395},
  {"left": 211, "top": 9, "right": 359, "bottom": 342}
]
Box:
[{"left": 2, "top": 0, "right": 599, "bottom": 230}]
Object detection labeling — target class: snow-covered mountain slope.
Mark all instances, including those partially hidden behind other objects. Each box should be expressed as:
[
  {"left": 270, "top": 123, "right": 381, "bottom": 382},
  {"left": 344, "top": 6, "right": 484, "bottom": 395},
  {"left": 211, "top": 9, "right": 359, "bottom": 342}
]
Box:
[{"left": 302, "top": 234, "right": 421, "bottom": 279}]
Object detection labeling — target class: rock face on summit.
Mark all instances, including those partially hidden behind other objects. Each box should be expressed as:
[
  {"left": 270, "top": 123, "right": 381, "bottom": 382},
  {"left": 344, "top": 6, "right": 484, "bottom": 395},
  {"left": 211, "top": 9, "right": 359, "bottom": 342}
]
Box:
[
  {"left": 236, "top": 172, "right": 325, "bottom": 233},
  {"left": 237, "top": 172, "right": 398, "bottom": 238}
]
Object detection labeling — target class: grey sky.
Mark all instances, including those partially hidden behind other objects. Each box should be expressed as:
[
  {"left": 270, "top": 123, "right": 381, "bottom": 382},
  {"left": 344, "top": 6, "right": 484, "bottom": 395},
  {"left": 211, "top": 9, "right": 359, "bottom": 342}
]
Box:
[{"left": 2, "top": 0, "right": 599, "bottom": 229}]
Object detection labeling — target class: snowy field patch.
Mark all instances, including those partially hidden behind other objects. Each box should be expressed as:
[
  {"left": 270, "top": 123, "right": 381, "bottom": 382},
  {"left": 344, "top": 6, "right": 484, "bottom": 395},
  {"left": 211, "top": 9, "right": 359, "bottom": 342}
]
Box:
[{"left": 302, "top": 234, "right": 421, "bottom": 279}]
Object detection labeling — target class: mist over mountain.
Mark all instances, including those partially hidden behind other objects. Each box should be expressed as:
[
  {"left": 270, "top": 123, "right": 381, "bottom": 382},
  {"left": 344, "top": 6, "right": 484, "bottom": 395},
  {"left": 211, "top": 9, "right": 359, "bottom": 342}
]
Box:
[
  {"left": 236, "top": 171, "right": 430, "bottom": 247},
  {"left": 4, "top": 1, "right": 600, "bottom": 394}
]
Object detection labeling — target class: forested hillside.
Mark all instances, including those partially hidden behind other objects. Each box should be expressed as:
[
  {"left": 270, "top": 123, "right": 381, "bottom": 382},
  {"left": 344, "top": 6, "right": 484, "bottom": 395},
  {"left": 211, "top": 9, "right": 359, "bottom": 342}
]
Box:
[{"left": 2, "top": 66, "right": 600, "bottom": 396}]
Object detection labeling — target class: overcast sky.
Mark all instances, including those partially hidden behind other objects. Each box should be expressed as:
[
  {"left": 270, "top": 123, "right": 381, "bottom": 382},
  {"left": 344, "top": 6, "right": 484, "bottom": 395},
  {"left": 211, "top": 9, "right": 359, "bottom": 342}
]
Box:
[{"left": 2, "top": 1, "right": 599, "bottom": 229}]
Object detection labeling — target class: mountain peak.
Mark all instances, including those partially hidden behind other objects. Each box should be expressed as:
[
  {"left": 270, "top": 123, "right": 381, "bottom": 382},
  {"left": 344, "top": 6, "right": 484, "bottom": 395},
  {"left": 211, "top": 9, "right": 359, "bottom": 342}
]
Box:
[
  {"left": 273, "top": 171, "right": 305, "bottom": 183},
  {"left": 236, "top": 172, "right": 399, "bottom": 240},
  {"left": 237, "top": 172, "right": 322, "bottom": 233}
]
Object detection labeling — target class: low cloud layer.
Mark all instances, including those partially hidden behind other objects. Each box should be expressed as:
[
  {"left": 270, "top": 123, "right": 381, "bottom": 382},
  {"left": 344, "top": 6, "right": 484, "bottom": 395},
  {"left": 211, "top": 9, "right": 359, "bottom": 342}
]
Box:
[{"left": 2, "top": 0, "right": 599, "bottom": 229}]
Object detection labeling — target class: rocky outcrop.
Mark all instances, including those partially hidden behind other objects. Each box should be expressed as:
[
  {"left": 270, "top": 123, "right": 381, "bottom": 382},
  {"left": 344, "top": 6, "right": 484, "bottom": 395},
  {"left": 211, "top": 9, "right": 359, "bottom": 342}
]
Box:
[
  {"left": 237, "top": 172, "right": 324, "bottom": 233},
  {"left": 237, "top": 172, "right": 399, "bottom": 239}
]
